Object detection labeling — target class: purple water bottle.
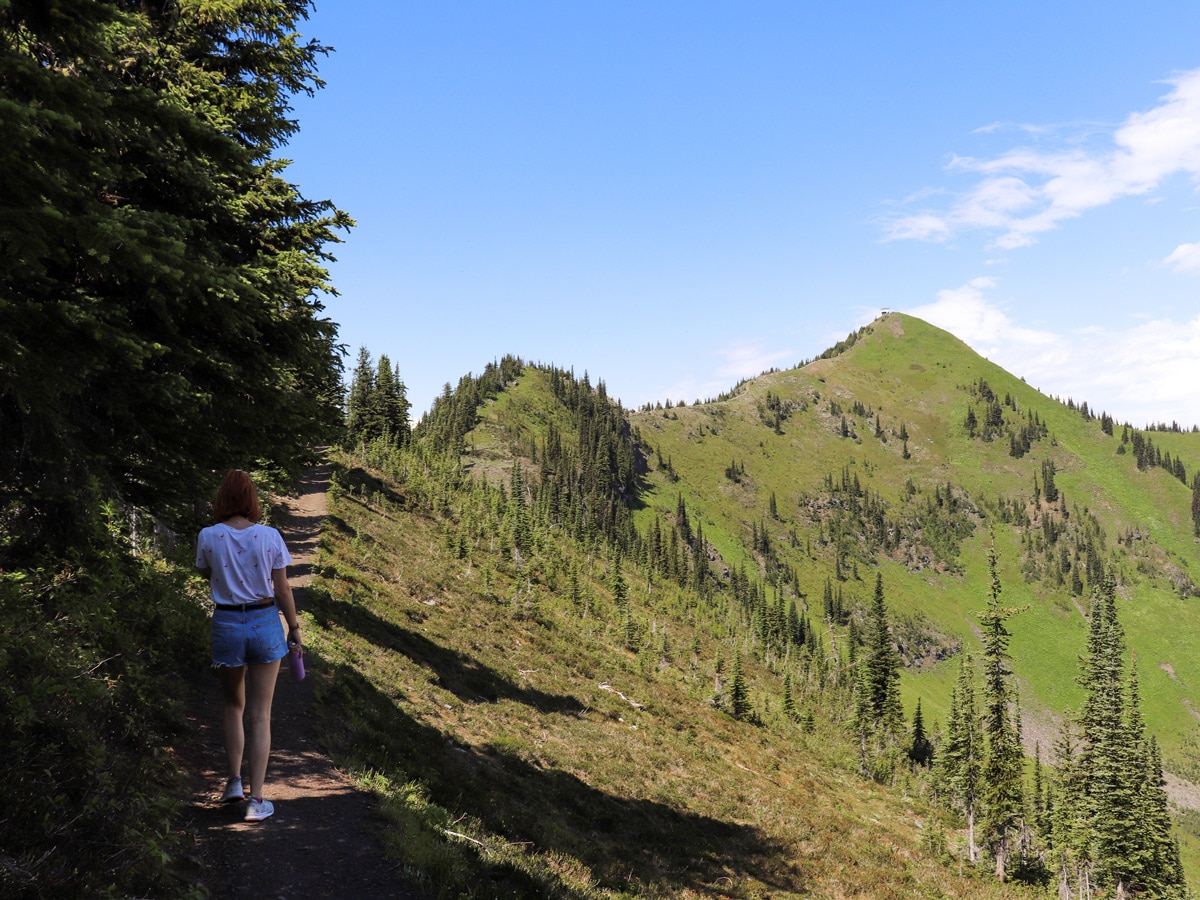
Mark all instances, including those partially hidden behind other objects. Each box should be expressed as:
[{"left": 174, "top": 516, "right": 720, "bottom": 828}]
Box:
[{"left": 288, "top": 641, "right": 305, "bottom": 680}]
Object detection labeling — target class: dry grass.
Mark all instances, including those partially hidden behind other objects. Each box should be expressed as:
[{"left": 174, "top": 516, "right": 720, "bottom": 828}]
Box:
[{"left": 302, "top": 453, "right": 1026, "bottom": 898}]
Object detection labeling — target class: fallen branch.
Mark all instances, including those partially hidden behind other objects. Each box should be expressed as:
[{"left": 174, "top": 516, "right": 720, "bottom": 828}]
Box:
[{"left": 598, "top": 682, "right": 646, "bottom": 710}]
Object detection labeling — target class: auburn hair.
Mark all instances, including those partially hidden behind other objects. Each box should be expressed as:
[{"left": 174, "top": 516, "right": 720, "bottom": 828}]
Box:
[{"left": 211, "top": 470, "right": 262, "bottom": 523}]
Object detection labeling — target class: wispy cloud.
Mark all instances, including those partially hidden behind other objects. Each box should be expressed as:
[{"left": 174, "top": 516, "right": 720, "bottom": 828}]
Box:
[
  {"left": 887, "top": 69, "right": 1200, "bottom": 250},
  {"left": 714, "top": 340, "right": 794, "bottom": 380},
  {"left": 1163, "top": 240, "right": 1200, "bottom": 274},
  {"left": 638, "top": 340, "right": 795, "bottom": 410},
  {"left": 907, "top": 280, "right": 1200, "bottom": 427}
]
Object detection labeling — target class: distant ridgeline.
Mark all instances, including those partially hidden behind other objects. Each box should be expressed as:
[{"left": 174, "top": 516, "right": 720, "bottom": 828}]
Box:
[{"left": 341, "top": 313, "right": 1200, "bottom": 895}]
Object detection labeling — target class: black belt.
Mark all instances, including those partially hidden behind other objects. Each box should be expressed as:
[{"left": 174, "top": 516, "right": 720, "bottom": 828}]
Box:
[{"left": 214, "top": 599, "right": 275, "bottom": 612}]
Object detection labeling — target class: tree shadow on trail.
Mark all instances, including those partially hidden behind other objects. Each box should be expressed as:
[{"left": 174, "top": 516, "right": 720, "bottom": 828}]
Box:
[
  {"left": 309, "top": 592, "right": 586, "bottom": 715},
  {"left": 315, "top": 660, "right": 803, "bottom": 898}
]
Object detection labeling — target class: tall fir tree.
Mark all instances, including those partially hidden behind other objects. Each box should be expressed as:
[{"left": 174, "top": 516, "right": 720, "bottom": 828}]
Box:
[
  {"left": 909, "top": 698, "right": 933, "bottom": 767},
  {"left": 977, "top": 544, "right": 1026, "bottom": 881},
  {"left": 730, "top": 652, "right": 750, "bottom": 720},
  {"left": 938, "top": 651, "right": 982, "bottom": 862},
  {"left": 1, "top": 0, "right": 351, "bottom": 558},
  {"left": 374, "top": 354, "right": 411, "bottom": 446},
  {"left": 863, "top": 573, "right": 903, "bottom": 734},
  {"left": 1059, "top": 572, "right": 1187, "bottom": 898},
  {"left": 346, "top": 346, "right": 376, "bottom": 445}
]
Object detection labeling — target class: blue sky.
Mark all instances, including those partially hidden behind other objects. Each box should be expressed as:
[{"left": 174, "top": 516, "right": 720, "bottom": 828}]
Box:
[{"left": 285, "top": 1, "right": 1200, "bottom": 428}]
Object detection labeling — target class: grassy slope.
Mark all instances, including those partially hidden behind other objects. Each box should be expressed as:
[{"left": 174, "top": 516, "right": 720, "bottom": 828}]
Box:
[
  {"left": 631, "top": 312, "right": 1200, "bottom": 876},
  {"left": 633, "top": 314, "right": 1200, "bottom": 750},
  {"left": 305, "top": 476, "right": 1023, "bottom": 896},
  {"left": 307, "top": 314, "right": 1200, "bottom": 893}
]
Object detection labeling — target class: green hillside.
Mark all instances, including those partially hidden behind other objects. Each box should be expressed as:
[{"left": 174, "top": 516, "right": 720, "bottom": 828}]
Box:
[
  {"left": 633, "top": 314, "right": 1200, "bottom": 758},
  {"left": 308, "top": 315, "right": 1200, "bottom": 896},
  {"left": 631, "top": 313, "right": 1200, "bottom": 871}
]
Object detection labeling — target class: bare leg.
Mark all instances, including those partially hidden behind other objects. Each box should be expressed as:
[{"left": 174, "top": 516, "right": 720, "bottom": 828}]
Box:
[
  {"left": 245, "top": 658, "right": 282, "bottom": 799},
  {"left": 218, "top": 665, "right": 248, "bottom": 782}
]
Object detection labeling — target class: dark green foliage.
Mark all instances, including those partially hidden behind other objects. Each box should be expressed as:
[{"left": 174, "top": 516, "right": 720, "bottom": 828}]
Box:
[
  {"left": 816, "top": 325, "right": 872, "bottom": 360},
  {"left": 962, "top": 380, "right": 1048, "bottom": 453},
  {"left": 345, "top": 347, "right": 411, "bottom": 449},
  {"left": 1193, "top": 474, "right": 1200, "bottom": 537},
  {"left": 0, "top": 514, "right": 210, "bottom": 897},
  {"left": 813, "top": 470, "right": 974, "bottom": 575},
  {"left": 1041, "top": 460, "right": 1059, "bottom": 504},
  {"left": 758, "top": 390, "right": 804, "bottom": 431},
  {"left": 909, "top": 698, "right": 933, "bottom": 767},
  {"left": 1127, "top": 429, "right": 1188, "bottom": 486},
  {"left": 417, "top": 355, "right": 525, "bottom": 457},
  {"left": 965, "top": 406, "right": 979, "bottom": 437},
  {"left": 937, "top": 652, "right": 983, "bottom": 862},
  {"left": 862, "top": 574, "right": 902, "bottom": 732},
  {"left": 1, "top": 0, "right": 350, "bottom": 560},
  {"left": 1, "top": 2, "right": 347, "bottom": 893},
  {"left": 730, "top": 652, "right": 751, "bottom": 720},
  {"left": 977, "top": 545, "right": 1026, "bottom": 881},
  {"left": 1048, "top": 573, "right": 1186, "bottom": 897}
]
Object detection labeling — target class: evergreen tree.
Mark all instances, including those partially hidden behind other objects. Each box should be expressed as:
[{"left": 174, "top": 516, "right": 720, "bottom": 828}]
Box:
[
  {"left": 782, "top": 672, "right": 797, "bottom": 721},
  {"left": 345, "top": 347, "right": 376, "bottom": 446},
  {"left": 938, "top": 651, "right": 982, "bottom": 862},
  {"left": 978, "top": 545, "right": 1025, "bottom": 881},
  {"left": 863, "top": 573, "right": 903, "bottom": 733},
  {"left": 1192, "top": 473, "right": 1200, "bottom": 537},
  {"left": 568, "top": 560, "right": 584, "bottom": 616},
  {"left": 1065, "top": 573, "right": 1187, "bottom": 898},
  {"left": 374, "top": 354, "right": 411, "bottom": 446},
  {"left": 965, "top": 406, "right": 979, "bottom": 437},
  {"left": 730, "top": 652, "right": 750, "bottom": 720},
  {"left": 1041, "top": 459, "right": 1059, "bottom": 503},
  {"left": 909, "top": 698, "right": 933, "bottom": 767},
  {"left": 1, "top": 0, "right": 351, "bottom": 557}
]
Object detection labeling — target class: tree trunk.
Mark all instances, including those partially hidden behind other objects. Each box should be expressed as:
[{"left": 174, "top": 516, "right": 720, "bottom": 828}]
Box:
[
  {"left": 967, "top": 808, "right": 977, "bottom": 862},
  {"left": 1057, "top": 863, "right": 1072, "bottom": 900}
]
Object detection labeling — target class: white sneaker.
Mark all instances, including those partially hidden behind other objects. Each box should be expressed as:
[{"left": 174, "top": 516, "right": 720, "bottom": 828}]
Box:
[
  {"left": 219, "top": 777, "right": 244, "bottom": 804},
  {"left": 244, "top": 797, "right": 274, "bottom": 822}
]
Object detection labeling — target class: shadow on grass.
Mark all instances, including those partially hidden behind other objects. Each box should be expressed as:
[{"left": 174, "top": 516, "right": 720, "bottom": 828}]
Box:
[
  {"left": 314, "top": 659, "right": 802, "bottom": 898},
  {"left": 336, "top": 467, "right": 408, "bottom": 510},
  {"left": 310, "top": 592, "right": 586, "bottom": 714}
]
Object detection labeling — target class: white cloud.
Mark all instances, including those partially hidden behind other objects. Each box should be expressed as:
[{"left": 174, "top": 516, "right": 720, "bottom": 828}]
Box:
[
  {"left": 1163, "top": 240, "right": 1200, "bottom": 273},
  {"left": 636, "top": 341, "right": 796, "bottom": 410},
  {"left": 714, "top": 340, "right": 794, "bottom": 380},
  {"left": 907, "top": 278, "right": 1059, "bottom": 353},
  {"left": 906, "top": 280, "right": 1200, "bottom": 427},
  {"left": 888, "top": 69, "right": 1200, "bottom": 249}
]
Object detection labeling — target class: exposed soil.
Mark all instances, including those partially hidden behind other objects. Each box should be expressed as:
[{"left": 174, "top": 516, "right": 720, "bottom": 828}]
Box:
[{"left": 178, "top": 456, "right": 421, "bottom": 898}]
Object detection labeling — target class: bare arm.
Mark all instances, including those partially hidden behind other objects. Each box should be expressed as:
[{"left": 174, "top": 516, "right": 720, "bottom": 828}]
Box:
[{"left": 272, "top": 567, "right": 302, "bottom": 650}]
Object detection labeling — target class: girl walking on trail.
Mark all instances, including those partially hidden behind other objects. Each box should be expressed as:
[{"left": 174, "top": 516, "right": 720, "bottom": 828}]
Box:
[{"left": 196, "top": 469, "right": 303, "bottom": 822}]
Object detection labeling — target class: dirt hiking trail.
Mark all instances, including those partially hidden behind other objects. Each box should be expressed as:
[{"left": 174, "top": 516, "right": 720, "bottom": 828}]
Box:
[{"left": 181, "top": 457, "right": 420, "bottom": 899}]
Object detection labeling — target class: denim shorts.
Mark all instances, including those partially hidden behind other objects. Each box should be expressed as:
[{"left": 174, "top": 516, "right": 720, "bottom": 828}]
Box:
[{"left": 211, "top": 604, "right": 287, "bottom": 668}]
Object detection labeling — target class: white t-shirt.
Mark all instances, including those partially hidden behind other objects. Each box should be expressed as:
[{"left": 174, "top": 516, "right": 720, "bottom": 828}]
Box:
[{"left": 196, "top": 523, "right": 292, "bottom": 606}]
